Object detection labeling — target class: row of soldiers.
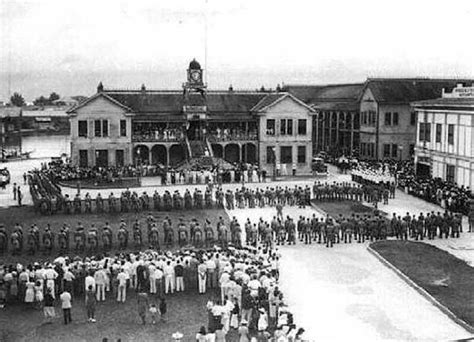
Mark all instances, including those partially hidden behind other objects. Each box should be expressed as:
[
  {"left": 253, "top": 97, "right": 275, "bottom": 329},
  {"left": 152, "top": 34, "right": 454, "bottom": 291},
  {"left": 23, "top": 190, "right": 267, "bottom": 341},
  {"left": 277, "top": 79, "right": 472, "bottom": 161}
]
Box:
[
  {"left": 252, "top": 209, "right": 464, "bottom": 249},
  {"left": 312, "top": 181, "right": 396, "bottom": 204},
  {"left": 58, "top": 184, "right": 314, "bottom": 215},
  {"left": 0, "top": 214, "right": 241, "bottom": 256}
]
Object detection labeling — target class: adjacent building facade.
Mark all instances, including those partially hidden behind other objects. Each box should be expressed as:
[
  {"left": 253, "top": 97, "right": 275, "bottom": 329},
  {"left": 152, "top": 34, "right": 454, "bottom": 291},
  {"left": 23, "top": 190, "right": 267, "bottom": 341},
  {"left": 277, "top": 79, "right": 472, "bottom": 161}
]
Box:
[
  {"left": 285, "top": 83, "right": 363, "bottom": 156},
  {"left": 412, "top": 83, "right": 474, "bottom": 190},
  {"left": 358, "top": 78, "right": 474, "bottom": 161},
  {"left": 68, "top": 60, "right": 315, "bottom": 175}
]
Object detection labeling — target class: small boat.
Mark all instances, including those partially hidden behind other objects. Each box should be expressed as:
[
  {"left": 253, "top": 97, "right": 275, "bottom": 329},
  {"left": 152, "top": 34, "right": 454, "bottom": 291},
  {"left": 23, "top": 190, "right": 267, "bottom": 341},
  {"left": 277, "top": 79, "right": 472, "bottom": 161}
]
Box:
[{"left": 1, "top": 149, "right": 34, "bottom": 162}]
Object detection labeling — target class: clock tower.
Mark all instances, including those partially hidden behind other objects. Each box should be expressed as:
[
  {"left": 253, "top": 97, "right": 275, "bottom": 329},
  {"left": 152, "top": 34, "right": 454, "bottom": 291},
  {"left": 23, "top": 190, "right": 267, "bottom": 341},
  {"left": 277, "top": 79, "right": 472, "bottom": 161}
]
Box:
[{"left": 186, "top": 58, "right": 205, "bottom": 89}]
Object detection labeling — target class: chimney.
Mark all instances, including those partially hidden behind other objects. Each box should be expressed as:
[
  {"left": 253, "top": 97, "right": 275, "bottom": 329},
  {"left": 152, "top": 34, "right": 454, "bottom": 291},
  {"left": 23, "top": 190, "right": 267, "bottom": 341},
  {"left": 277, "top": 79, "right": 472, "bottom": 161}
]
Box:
[
  {"left": 97, "top": 82, "right": 104, "bottom": 93},
  {"left": 141, "top": 84, "right": 146, "bottom": 93},
  {"left": 228, "top": 84, "right": 233, "bottom": 92}
]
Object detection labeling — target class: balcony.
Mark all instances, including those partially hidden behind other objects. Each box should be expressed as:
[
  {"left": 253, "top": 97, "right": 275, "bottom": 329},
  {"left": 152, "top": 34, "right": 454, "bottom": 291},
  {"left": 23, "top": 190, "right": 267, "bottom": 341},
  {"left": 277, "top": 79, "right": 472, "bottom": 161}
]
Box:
[
  {"left": 132, "top": 129, "right": 185, "bottom": 143},
  {"left": 207, "top": 130, "right": 258, "bottom": 142}
]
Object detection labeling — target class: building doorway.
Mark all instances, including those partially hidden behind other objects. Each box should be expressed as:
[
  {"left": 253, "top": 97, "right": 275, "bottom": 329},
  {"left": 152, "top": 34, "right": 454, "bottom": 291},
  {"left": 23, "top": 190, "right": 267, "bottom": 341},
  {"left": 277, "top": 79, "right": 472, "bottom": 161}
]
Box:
[
  {"left": 416, "top": 163, "right": 431, "bottom": 178},
  {"left": 95, "top": 150, "right": 108, "bottom": 167}
]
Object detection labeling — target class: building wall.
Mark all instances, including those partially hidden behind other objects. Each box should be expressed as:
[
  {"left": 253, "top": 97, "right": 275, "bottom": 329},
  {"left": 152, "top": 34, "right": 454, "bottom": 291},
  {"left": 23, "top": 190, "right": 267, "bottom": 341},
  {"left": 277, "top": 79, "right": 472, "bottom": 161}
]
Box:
[
  {"left": 414, "top": 108, "right": 474, "bottom": 191},
  {"left": 378, "top": 103, "right": 416, "bottom": 160},
  {"left": 257, "top": 96, "right": 313, "bottom": 175},
  {"left": 69, "top": 96, "right": 133, "bottom": 167},
  {"left": 359, "top": 88, "right": 416, "bottom": 160}
]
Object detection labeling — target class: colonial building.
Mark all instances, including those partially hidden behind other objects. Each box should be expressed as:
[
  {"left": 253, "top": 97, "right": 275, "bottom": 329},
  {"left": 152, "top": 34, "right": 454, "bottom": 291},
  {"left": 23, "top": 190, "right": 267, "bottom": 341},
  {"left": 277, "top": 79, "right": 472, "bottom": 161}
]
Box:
[
  {"left": 358, "top": 78, "right": 474, "bottom": 161},
  {"left": 284, "top": 83, "right": 364, "bottom": 156},
  {"left": 67, "top": 60, "right": 315, "bottom": 175},
  {"left": 412, "top": 83, "right": 474, "bottom": 190}
]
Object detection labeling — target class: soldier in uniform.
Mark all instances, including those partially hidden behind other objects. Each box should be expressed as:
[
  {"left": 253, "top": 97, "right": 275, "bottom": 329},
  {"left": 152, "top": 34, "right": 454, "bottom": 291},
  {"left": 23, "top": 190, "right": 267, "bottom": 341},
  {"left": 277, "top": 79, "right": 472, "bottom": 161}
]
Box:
[
  {"left": 74, "top": 193, "right": 82, "bottom": 214},
  {"left": 153, "top": 190, "right": 162, "bottom": 211},
  {"left": 205, "top": 188, "right": 213, "bottom": 208},
  {"left": 95, "top": 193, "right": 103, "bottom": 213},
  {"left": 141, "top": 191, "right": 150, "bottom": 211},
  {"left": 452, "top": 213, "right": 461, "bottom": 238},
  {"left": 303, "top": 218, "right": 312, "bottom": 245},
  {"left": 390, "top": 213, "right": 400, "bottom": 239},
  {"left": 84, "top": 192, "right": 92, "bottom": 213},
  {"left": 297, "top": 216, "right": 305, "bottom": 242},
  {"left": 177, "top": 219, "right": 188, "bottom": 247},
  {"left": 325, "top": 218, "right": 335, "bottom": 248},
  {"left": 184, "top": 189, "right": 193, "bottom": 210},
  {"left": 287, "top": 218, "right": 296, "bottom": 245},
  {"left": 196, "top": 190, "right": 204, "bottom": 209}
]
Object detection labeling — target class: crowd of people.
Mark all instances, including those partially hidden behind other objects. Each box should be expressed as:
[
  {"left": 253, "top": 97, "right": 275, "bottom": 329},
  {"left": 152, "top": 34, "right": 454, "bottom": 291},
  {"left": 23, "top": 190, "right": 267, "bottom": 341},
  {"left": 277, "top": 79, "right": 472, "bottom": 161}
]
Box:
[
  {"left": 396, "top": 161, "right": 473, "bottom": 215},
  {"left": 0, "top": 225, "right": 308, "bottom": 341}
]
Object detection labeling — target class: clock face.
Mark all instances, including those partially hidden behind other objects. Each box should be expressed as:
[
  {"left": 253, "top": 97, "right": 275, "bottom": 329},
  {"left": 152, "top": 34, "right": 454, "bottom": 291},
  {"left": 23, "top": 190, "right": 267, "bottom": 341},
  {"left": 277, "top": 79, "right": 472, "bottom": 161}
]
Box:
[{"left": 191, "top": 70, "right": 201, "bottom": 82}]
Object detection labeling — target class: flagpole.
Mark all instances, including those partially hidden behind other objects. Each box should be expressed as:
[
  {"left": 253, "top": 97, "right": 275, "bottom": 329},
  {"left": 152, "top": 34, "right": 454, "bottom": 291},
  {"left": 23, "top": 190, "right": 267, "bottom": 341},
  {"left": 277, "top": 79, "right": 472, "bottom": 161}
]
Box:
[{"left": 204, "top": 0, "right": 208, "bottom": 86}]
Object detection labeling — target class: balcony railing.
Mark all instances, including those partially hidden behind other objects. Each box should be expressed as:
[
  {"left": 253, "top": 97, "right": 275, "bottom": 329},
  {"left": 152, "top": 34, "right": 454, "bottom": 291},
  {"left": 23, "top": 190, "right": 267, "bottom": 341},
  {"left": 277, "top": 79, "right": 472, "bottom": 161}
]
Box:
[
  {"left": 132, "top": 131, "right": 184, "bottom": 143},
  {"left": 207, "top": 131, "right": 258, "bottom": 142}
]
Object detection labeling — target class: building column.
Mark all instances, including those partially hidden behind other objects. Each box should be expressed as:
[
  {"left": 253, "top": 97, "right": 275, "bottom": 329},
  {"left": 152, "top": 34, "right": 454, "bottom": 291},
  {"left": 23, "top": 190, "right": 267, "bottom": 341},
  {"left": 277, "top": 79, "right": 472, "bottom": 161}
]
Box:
[
  {"left": 327, "top": 113, "right": 332, "bottom": 152},
  {"left": 166, "top": 146, "right": 170, "bottom": 167},
  {"left": 350, "top": 112, "right": 354, "bottom": 155}
]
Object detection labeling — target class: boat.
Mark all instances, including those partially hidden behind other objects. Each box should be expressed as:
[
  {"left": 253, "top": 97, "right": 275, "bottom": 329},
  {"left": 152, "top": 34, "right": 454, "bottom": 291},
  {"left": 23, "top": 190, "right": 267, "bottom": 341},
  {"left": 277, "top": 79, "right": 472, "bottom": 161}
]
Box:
[{"left": 1, "top": 149, "right": 34, "bottom": 162}]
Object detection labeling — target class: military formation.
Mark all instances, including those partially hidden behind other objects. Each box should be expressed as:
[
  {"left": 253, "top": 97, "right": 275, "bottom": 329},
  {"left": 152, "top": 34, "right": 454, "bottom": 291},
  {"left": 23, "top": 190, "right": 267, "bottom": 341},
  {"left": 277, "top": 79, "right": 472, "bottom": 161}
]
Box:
[
  {"left": 46, "top": 183, "right": 315, "bottom": 215},
  {"left": 312, "top": 181, "right": 396, "bottom": 204},
  {"left": 0, "top": 214, "right": 242, "bottom": 256}
]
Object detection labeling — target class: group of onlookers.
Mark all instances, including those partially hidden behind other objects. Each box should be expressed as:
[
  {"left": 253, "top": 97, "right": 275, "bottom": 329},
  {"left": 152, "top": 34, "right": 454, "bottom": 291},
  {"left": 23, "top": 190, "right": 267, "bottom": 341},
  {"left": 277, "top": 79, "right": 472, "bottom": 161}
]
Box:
[
  {"left": 207, "top": 127, "right": 258, "bottom": 142},
  {"left": 0, "top": 239, "right": 306, "bottom": 341},
  {"left": 132, "top": 127, "right": 184, "bottom": 142},
  {"left": 396, "top": 161, "right": 473, "bottom": 215}
]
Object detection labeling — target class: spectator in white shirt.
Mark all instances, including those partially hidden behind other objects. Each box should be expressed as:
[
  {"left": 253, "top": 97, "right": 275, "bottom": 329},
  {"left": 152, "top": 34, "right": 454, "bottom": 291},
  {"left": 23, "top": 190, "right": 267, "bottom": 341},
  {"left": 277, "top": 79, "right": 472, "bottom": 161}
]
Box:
[{"left": 117, "top": 269, "right": 128, "bottom": 302}]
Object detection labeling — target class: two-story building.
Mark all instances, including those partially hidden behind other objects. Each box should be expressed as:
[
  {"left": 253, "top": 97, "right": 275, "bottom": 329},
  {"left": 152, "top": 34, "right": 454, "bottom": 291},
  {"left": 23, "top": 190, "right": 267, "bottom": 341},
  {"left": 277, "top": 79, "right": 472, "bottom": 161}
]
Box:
[
  {"left": 412, "top": 83, "right": 474, "bottom": 191},
  {"left": 358, "top": 78, "right": 474, "bottom": 161},
  {"left": 67, "top": 60, "right": 315, "bottom": 175}
]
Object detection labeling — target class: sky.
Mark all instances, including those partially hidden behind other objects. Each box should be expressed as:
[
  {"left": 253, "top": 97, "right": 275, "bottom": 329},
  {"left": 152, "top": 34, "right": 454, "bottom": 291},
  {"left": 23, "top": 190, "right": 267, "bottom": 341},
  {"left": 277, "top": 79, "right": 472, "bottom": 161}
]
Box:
[{"left": 1, "top": 0, "right": 474, "bottom": 101}]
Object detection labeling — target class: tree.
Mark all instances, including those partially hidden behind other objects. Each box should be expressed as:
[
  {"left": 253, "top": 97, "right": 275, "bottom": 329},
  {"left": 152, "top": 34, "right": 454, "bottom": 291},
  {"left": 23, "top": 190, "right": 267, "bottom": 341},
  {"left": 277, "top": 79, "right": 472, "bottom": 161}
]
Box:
[
  {"left": 33, "top": 95, "right": 48, "bottom": 106},
  {"left": 49, "top": 92, "right": 60, "bottom": 103},
  {"left": 10, "top": 92, "right": 25, "bottom": 107}
]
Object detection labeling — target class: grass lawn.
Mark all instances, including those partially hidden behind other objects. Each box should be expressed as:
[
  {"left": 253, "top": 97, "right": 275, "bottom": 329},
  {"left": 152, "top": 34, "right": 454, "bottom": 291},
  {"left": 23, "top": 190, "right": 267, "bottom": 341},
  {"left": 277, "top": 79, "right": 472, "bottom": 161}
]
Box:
[
  {"left": 312, "top": 200, "right": 387, "bottom": 218},
  {"left": 0, "top": 206, "right": 230, "bottom": 265},
  {"left": 371, "top": 240, "right": 474, "bottom": 328}
]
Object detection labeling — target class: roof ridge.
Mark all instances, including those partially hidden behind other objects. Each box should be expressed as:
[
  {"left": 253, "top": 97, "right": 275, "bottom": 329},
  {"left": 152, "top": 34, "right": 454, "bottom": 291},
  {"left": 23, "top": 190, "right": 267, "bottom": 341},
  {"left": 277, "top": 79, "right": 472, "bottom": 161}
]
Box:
[
  {"left": 284, "top": 82, "right": 364, "bottom": 87},
  {"left": 367, "top": 77, "right": 474, "bottom": 82}
]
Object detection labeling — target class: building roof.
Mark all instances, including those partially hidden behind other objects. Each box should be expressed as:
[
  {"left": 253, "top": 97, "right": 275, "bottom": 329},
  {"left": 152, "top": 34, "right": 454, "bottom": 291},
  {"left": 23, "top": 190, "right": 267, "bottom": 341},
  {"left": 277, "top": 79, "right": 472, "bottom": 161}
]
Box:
[
  {"left": 104, "top": 90, "right": 270, "bottom": 114},
  {"left": 284, "top": 83, "right": 364, "bottom": 103},
  {"left": 0, "top": 107, "right": 21, "bottom": 118},
  {"left": 412, "top": 97, "right": 474, "bottom": 111},
  {"left": 363, "top": 78, "right": 474, "bottom": 104},
  {"left": 69, "top": 88, "right": 301, "bottom": 117},
  {"left": 284, "top": 83, "right": 364, "bottom": 112}
]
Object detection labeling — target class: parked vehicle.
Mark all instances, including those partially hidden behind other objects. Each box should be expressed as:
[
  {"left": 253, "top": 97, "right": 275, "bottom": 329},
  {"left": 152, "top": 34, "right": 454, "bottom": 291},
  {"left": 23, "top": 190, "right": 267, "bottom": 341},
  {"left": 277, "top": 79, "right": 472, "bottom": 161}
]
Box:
[{"left": 311, "top": 157, "right": 328, "bottom": 174}]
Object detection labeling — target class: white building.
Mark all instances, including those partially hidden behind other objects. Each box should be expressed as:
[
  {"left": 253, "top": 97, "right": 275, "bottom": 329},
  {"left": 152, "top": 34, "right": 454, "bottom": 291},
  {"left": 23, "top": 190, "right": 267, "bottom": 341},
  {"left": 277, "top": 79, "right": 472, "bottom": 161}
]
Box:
[{"left": 412, "top": 83, "right": 474, "bottom": 192}]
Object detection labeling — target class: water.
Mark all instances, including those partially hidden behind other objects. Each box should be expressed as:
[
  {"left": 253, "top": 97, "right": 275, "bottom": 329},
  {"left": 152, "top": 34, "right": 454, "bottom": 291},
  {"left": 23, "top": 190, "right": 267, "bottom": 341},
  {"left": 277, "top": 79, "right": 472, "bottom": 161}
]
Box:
[{"left": 21, "top": 134, "right": 70, "bottom": 158}]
